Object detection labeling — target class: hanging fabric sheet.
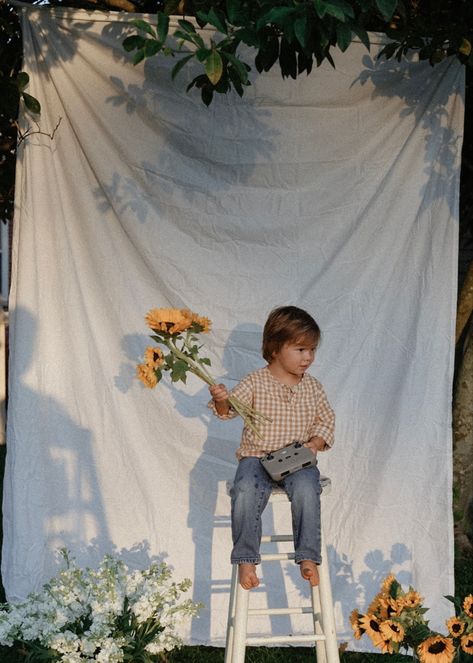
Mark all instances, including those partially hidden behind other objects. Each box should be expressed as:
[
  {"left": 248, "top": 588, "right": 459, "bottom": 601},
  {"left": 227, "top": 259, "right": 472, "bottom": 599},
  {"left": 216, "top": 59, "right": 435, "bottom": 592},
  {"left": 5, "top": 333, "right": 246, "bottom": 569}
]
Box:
[{"left": 2, "top": 6, "right": 464, "bottom": 647}]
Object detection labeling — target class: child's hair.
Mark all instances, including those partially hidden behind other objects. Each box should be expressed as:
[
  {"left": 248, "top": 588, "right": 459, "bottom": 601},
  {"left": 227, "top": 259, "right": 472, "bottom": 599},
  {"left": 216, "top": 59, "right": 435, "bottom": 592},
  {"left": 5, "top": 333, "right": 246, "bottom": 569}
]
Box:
[{"left": 262, "top": 306, "right": 321, "bottom": 362}]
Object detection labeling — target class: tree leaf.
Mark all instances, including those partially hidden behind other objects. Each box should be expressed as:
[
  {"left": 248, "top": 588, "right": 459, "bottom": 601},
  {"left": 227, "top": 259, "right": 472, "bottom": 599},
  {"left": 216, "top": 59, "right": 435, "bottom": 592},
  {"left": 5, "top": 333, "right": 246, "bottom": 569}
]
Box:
[
  {"left": 279, "top": 38, "right": 297, "bottom": 79},
  {"left": 177, "top": 19, "right": 197, "bottom": 34},
  {"left": 235, "top": 27, "right": 260, "bottom": 47},
  {"left": 336, "top": 22, "right": 352, "bottom": 52},
  {"left": 171, "top": 53, "right": 194, "bottom": 80},
  {"left": 201, "top": 85, "right": 214, "bottom": 106},
  {"left": 22, "top": 92, "right": 41, "bottom": 114},
  {"left": 257, "top": 7, "right": 297, "bottom": 30},
  {"left": 195, "top": 47, "right": 211, "bottom": 62},
  {"left": 122, "top": 35, "right": 145, "bottom": 52},
  {"left": 375, "top": 0, "right": 397, "bottom": 20},
  {"left": 350, "top": 24, "right": 371, "bottom": 51},
  {"left": 131, "top": 19, "right": 156, "bottom": 37},
  {"left": 15, "top": 71, "right": 29, "bottom": 92},
  {"left": 255, "top": 35, "right": 279, "bottom": 73},
  {"left": 144, "top": 40, "right": 162, "bottom": 57},
  {"left": 222, "top": 51, "right": 248, "bottom": 83},
  {"left": 297, "top": 50, "right": 313, "bottom": 75},
  {"left": 208, "top": 7, "right": 228, "bottom": 35},
  {"left": 294, "top": 15, "right": 309, "bottom": 50},
  {"left": 132, "top": 49, "right": 145, "bottom": 65},
  {"left": 156, "top": 12, "right": 169, "bottom": 44},
  {"left": 225, "top": 0, "right": 246, "bottom": 26},
  {"left": 313, "top": 0, "right": 328, "bottom": 19},
  {"left": 205, "top": 49, "right": 223, "bottom": 85}
]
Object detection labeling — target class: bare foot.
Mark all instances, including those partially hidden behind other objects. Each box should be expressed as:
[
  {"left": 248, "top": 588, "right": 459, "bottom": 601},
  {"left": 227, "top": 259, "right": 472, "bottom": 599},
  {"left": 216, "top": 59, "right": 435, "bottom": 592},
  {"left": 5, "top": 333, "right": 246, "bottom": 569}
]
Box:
[
  {"left": 300, "top": 560, "right": 320, "bottom": 586},
  {"left": 238, "top": 563, "right": 259, "bottom": 590}
]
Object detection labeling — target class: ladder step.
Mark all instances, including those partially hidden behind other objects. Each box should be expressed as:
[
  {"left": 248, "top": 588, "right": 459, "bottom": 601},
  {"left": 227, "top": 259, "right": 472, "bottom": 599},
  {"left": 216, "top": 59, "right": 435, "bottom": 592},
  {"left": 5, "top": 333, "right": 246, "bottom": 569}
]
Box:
[
  {"left": 260, "top": 552, "right": 295, "bottom": 561},
  {"left": 246, "top": 634, "right": 326, "bottom": 645},
  {"left": 248, "top": 606, "right": 314, "bottom": 616},
  {"left": 261, "top": 534, "right": 293, "bottom": 543}
]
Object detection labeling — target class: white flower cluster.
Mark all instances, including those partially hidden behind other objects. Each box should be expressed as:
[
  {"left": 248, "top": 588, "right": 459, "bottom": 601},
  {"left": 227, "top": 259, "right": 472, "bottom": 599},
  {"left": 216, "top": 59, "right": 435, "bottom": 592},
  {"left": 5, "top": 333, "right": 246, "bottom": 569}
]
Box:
[{"left": 0, "top": 550, "right": 201, "bottom": 662}]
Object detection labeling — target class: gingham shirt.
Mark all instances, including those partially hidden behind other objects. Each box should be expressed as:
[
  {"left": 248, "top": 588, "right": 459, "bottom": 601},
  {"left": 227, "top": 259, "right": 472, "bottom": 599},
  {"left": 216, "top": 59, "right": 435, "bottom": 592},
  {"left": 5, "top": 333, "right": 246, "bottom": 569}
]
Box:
[{"left": 208, "top": 366, "right": 335, "bottom": 460}]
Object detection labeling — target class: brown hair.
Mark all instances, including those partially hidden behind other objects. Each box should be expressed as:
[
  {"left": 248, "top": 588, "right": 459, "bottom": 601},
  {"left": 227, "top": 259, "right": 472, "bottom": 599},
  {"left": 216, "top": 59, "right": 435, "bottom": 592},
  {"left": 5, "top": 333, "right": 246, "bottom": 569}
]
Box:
[{"left": 262, "top": 306, "right": 321, "bottom": 362}]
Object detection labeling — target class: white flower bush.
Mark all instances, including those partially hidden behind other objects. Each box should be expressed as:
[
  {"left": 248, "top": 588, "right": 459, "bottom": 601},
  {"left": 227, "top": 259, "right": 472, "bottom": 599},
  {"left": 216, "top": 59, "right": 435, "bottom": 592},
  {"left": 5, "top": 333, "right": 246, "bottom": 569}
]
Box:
[{"left": 0, "top": 550, "right": 201, "bottom": 662}]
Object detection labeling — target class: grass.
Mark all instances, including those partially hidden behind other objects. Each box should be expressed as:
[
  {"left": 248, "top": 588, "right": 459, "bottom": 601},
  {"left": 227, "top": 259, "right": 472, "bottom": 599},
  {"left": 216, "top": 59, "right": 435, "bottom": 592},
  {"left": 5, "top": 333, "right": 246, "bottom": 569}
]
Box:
[{"left": 1, "top": 437, "right": 472, "bottom": 661}]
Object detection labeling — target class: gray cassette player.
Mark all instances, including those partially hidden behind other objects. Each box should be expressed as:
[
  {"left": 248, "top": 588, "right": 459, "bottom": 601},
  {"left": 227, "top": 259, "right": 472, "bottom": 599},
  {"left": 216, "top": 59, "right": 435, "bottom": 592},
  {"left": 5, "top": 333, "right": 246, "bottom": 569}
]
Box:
[{"left": 260, "top": 441, "right": 317, "bottom": 481}]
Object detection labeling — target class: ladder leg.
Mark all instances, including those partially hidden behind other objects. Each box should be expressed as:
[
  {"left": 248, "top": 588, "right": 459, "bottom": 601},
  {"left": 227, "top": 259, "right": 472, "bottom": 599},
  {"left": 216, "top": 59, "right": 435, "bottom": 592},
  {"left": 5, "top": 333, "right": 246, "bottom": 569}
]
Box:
[
  {"left": 224, "top": 564, "right": 239, "bottom": 663},
  {"left": 311, "top": 583, "right": 327, "bottom": 663},
  {"left": 317, "top": 550, "right": 340, "bottom": 663},
  {"left": 231, "top": 582, "right": 250, "bottom": 663}
]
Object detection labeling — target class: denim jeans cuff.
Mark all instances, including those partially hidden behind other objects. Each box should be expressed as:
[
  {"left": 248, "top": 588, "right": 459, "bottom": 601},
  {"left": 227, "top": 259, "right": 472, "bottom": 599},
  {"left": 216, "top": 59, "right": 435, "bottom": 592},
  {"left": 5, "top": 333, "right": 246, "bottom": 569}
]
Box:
[{"left": 295, "top": 554, "right": 322, "bottom": 565}]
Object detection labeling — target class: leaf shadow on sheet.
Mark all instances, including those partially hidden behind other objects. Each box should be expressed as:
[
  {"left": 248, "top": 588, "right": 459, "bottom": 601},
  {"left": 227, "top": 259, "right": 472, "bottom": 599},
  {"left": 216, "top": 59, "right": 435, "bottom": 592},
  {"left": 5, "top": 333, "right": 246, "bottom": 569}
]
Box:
[{"left": 353, "top": 52, "right": 464, "bottom": 219}]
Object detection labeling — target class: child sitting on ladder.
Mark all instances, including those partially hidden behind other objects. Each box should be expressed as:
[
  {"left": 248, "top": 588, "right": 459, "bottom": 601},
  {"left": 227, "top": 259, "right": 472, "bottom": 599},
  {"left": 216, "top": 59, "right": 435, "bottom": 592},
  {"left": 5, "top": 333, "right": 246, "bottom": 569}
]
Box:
[{"left": 208, "top": 305, "right": 335, "bottom": 590}]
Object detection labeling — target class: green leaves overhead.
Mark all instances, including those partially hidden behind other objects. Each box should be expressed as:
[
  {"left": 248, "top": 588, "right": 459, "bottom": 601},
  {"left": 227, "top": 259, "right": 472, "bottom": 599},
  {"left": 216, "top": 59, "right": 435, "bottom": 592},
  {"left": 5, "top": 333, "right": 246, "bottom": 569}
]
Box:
[{"left": 123, "top": 0, "right": 473, "bottom": 106}]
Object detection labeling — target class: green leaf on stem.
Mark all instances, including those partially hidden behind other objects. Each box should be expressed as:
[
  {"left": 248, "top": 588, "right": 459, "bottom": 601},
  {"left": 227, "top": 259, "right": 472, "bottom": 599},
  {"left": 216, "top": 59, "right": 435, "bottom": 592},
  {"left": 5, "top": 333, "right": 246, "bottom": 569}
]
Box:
[
  {"left": 170, "top": 359, "right": 189, "bottom": 382},
  {"left": 205, "top": 48, "right": 223, "bottom": 85},
  {"left": 157, "top": 12, "right": 170, "bottom": 44},
  {"left": 22, "top": 92, "right": 41, "bottom": 114},
  {"left": 131, "top": 19, "right": 156, "bottom": 37},
  {"left": 171, "top": 54, "right": 194, "bottom": 80}
]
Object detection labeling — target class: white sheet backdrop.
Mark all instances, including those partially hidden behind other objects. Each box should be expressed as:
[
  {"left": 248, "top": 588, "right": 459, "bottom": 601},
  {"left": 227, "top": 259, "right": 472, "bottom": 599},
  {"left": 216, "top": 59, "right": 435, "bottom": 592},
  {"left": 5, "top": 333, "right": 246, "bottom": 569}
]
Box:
[{"left": 2, "top": 6, "right": 464, "bottom": 647}]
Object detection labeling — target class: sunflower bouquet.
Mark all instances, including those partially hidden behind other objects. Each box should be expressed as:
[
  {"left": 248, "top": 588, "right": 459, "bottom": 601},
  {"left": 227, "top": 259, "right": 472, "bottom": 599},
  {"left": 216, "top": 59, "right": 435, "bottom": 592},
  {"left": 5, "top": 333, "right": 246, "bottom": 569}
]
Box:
[
  {"left": 350, "top": 575, "right": 473, "bottom": 663},
  {"left": 136, "top": 307, "right": 270, "bottom": 438}
]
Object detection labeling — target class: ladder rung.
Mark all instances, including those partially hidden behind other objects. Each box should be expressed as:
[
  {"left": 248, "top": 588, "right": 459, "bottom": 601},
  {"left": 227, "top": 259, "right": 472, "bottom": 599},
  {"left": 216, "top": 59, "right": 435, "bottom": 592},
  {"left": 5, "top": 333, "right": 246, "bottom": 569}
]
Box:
[
  {"left": 261, "top": 534, "right": 293, "bottom": 543},
  {"left": 260, "top": 552, "right": 295, "bottom": 561},
  {"left": 246, "top": 634, "right": 326, "bottom": 645},
  {"left": 248, "top": 606, "right": 314, "bottom": 616}
]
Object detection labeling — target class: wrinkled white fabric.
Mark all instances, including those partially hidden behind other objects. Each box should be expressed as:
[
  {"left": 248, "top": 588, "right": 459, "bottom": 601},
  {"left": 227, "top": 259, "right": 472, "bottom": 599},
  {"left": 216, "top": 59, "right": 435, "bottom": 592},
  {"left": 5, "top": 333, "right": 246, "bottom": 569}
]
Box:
[{"left": 3, "top": 7, "right": 464, "bottom": 648}]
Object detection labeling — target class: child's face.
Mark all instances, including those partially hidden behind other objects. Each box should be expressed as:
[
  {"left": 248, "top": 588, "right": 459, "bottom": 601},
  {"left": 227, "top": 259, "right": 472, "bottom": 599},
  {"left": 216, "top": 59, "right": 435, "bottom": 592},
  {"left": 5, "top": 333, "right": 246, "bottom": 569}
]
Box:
[{"left": 271, "top": 339, "right": 316, "bottom": 378}]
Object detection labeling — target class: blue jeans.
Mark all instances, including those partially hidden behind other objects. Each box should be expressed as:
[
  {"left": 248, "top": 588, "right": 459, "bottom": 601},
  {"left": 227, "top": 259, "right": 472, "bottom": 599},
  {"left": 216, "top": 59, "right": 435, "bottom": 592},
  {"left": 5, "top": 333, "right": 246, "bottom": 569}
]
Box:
[{"left": 230, "top": 456, "right": 322, "bottom": 566}]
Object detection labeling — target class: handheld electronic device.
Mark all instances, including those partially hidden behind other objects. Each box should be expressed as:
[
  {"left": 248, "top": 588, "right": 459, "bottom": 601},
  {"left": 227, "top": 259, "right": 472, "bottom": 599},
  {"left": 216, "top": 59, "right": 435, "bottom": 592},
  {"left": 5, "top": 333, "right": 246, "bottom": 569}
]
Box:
[{"left": 260, "top": 441, "right": 317, "bottom": 481}]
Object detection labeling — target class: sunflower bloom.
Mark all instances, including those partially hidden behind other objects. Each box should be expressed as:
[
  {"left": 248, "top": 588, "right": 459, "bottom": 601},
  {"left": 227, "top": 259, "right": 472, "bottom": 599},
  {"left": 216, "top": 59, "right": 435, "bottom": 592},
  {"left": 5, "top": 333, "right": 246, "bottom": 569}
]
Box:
[
  {"left": 145, "top": 308, "right": 193, "bottom": 334},
  {"left": 402, "top": 590, "right": 423, "bottom": 609},
  {"left": 189, "top": 312, "right": 212, "bottom": 332},
  {"left": 380, "top": 637, "right": 395, "bottom": 654},
  {"left": 463, "top": 595, "right": 473, "bottom": 619},
  {"left": 417, "top": 635, "right": 456, "bottom": 663},
  {"left": 349, "top": 610, "right": 364, "bottom": 640},
  {"left": 378, "top": 596, "right": 404, "bottom": 618},
  {"left": 136, "top": 364, "right": 158, "bottom": 388},
  {"left": 460, "top": 633, "right": 473, "bottom": 654},
  {"left": 381, "top": 574, "right": 397, "bottom": 596},
  {"left": 359, "top": 614, "right": 385, "bottom": 649},
  {"left": 144, "top": 346, "right": 164, "bottom": 369},
  {"left": 367, "top": 594, "right": 382, "bottom": 615},
  {"left": 380, "top": 619, "right": 405, "bottom": 643},
  {"left": 446, "top": 617, "right": 465, "bottom": 637}
]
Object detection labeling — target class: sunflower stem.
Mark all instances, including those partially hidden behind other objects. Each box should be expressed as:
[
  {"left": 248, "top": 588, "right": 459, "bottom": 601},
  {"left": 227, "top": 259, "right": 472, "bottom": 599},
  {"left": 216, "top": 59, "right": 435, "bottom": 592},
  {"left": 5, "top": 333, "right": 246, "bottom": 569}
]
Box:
[{"left": 165, "top": 337, "right": 268, "bottom": 439}]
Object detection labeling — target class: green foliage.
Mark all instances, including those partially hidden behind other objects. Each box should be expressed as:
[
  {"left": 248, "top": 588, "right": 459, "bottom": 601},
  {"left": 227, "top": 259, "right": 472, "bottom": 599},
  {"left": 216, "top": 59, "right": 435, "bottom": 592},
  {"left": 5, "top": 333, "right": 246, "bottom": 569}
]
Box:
[
  {"left": 378, "top": 0, "right": 473, "bottom": 67},
  {"left": 122, "top": 0, "right": 392, "bottom": 105},
  {"left": 122, "top": 0, "right": 473, "bottom": 105}
]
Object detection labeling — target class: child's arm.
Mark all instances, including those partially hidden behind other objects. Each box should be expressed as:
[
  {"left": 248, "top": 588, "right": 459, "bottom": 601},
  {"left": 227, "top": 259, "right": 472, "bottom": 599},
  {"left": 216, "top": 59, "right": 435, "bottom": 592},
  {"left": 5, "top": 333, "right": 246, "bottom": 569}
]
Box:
[
  {"left": 305, "top": 382, "right": 335, "bottom": 453},
  {"left": 209, "top": 383, "right": 231, "bottom": 417}
]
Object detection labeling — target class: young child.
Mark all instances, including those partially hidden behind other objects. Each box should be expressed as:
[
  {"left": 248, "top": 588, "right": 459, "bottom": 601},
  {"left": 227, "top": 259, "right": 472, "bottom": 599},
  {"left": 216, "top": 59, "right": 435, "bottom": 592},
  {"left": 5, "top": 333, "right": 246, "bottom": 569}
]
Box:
[{"left": 208, "top": 306, "right": 335, "bottom": 590}]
